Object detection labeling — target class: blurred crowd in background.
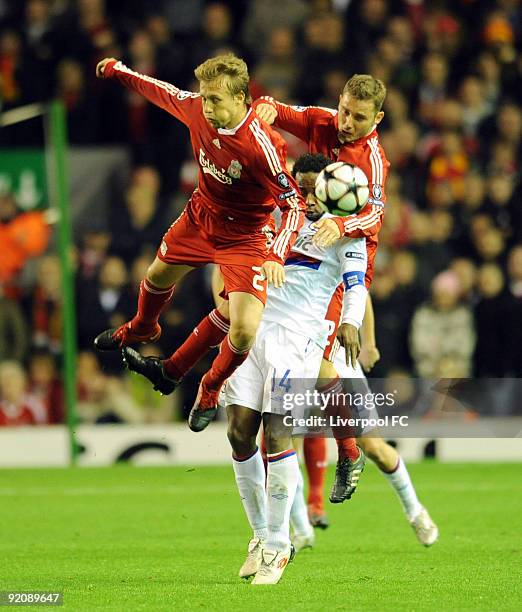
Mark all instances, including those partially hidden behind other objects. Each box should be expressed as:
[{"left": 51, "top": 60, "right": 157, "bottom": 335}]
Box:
[{"left": 1, "top": 0, "right": 521, "bottom": 425}]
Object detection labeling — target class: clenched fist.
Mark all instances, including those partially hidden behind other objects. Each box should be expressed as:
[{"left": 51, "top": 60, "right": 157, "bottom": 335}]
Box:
[
  {"left": 96, "top": 57, "right": 117, "bottom": 78},
  {"left": 255, "top": 103, "right": 278, "bottom": 125}
]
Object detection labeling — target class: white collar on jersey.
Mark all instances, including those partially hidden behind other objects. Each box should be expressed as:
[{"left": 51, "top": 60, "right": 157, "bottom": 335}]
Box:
[{"left": 217, "top": 108, "right": 252, "bottom": 135}]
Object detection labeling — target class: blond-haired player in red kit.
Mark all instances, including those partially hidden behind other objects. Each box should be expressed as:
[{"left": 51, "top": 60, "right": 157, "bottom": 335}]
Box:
[{"left": 93, "top": 54, "right": 307, "bottom": 431}]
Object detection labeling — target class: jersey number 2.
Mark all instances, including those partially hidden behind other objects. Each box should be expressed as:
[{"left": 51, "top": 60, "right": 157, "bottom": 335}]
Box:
[{"left": 251, "top": 266, "right": 265, "bottom": 291}]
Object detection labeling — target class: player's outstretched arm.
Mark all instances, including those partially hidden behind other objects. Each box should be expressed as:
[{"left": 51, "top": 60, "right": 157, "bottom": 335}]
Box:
[
  {"left": 358, "top": 293, "right": 380, "bottom": 372},
  {"left": 95, "top": 58, "right": 198, "bottom": 126},
  {"left": 252, "top": 96, "right": 313, "bottom": 142},
  {"left": 311, "top": 205, "right": 384, "bottom": 248},
  {"left": 338, "top": 247, "right": 368, "bottom": 367}
]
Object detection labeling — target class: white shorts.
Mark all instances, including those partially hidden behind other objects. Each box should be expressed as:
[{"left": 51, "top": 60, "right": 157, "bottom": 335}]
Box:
[{"left": 225, "top": 320, "right": 323, "bottom": 415}]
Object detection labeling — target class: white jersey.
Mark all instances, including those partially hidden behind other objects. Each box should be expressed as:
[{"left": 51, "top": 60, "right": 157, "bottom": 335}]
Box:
[{"left": 262, "top": 213, "right": 368, "bottom": 348}]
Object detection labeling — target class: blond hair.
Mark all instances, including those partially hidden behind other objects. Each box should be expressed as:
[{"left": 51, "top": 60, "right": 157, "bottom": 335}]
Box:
[
  {"left": 194, "top": 53, "right": 252, "bottom": 103},
  {"left": 343, "top": 74, "right": 387, "bottom": 113}
]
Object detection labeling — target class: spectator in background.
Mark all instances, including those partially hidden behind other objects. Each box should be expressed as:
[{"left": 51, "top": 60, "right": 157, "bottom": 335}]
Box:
[
  {"left": 297, "top": 11, "right": 347, "bottom": 104},
  {"left": 76, "top": 350, "right": 143, "bottom": 423},
  {"left": 475, "top": 51, "right": 502, "bottom": 109},
  {"left": 191, "top": 2, "right": 238, "bottom": 65},
  {"left": 76, "top": 255, "right": 132, "bottom": 350},
  {"left": 27, "top": 350, "right": 64, "bottom": 424},
  {"left": 0, "top": 286, "right": 29, "bottom": 362},
  {"left": 410, "top": 270, "right": 476, "bottom": 378},
  {"left": 450, "top": 258, "right": 477, "bottom": 305},
  {"left": 503, "top": 245, "right": 522, "bottom": 377},
  {"left": 409, "top": 211, "right": 453, "bottom": 291},
  {"left": 76, "top": 227, "right": 111, "bottom": 281},
  {"left": 253, "top": 28, "right": 298, "bottom": 99},
  {"left": 473, "top": 225, "right": 506, "bottom": 265},
  {"left": 0, "top": 360, "right": 47, "bottom": 426},
  {"left": 241, "top": 0, "right": 308, "bottom": 61},
  {"left": 382, "top": 86, "right": 409, "bottom": 129},
  {"left": 0, "top": 191, "right": 50, "bottom": 292},
  {"left": 474, "top": 263, "right": 507, "bottom": 377},
  {"left": 416, "top": 53, "right": 449, "bottom": 127},
  {"left": 426, "top": 129, "right": 469, "bottom": 205},
  {"left": 56, "top": 58, "right": 99, "bottom": 143},
  {"left": 109, "top": 166, "right": 166, "bottom": 262},
  {"left": 458, "top": 75, "right": 493, "bottom": 137},
  {"left": 28, "top": 254, "right": 62, "bottom": 354}
]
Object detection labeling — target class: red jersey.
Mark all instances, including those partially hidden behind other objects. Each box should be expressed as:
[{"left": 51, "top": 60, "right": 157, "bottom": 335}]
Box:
[
  {"left": 0, "top": 395, "right": 47, "bottom": 426},
  {"left": 252, "top": 97, "right": 390, "bottom": 282},
  {"left": 104, "top": 61, "right": 305, "bottom": 263}
]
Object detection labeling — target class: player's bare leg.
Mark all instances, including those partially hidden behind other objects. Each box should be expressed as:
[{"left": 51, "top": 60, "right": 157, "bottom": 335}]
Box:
[
  {"left": 252, "top": 414, "right": 297, "bottom": 585},
  {"left": 95, "top": 259, "right": 194, "bottom": 350},
  {"left": 317, "top": 358, "right": 365, "bottom": 503},
  {"left": 189, "top": 291, "right": 265, "bottom": 432},
  {"left": 227, "top": 404, "right": 266, "bottom": 578},
  {"left": 358, "top": 434, "right": 439, "bottom": 546}
]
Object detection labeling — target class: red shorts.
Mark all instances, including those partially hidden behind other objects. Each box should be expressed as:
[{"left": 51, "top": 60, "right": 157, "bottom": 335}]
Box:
[
  {"left": 157, "top": 194, "right": 275, "bottom": 304},
  {"left": 323, "top": 284, "right": 343, "bottom": 362}
]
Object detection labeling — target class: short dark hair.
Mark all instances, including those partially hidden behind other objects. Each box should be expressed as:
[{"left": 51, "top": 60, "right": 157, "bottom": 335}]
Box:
[{"left": 292, "top": 153, "right": 333, "bottom": 177}]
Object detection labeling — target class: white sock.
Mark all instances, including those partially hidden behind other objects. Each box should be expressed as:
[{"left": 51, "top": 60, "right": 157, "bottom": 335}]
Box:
[
  {"left": 382, "top": 457, "right": 423, "bottom": 520},
  {"left": 266, "top": 450, "right": 299, "bottom": 550},
  {"left": 290, "top": 466, "right": 313, "bottom": 537},
  {"left": 232, "top": 449, "right": 267, "bottom": 541}
]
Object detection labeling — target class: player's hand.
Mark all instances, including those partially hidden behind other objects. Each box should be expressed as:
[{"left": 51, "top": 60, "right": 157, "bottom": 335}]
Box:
[
  {"left": 262, "top": 261, "right": 285, "bottom": 288},
  {"left": 358, "top": 345, "right": 380, "bottom": 372},
  {"left": 311, "top": 218, "right": 342, "bottom": 248},
  {"left": 255, "top": 103, "right": 278, "bottom": 125},
  {"left": 96, "top": 57, "right": 117, "bottom": 78},
  {"left": 338, "top": 323, "right": 360, "bottom": 369}
]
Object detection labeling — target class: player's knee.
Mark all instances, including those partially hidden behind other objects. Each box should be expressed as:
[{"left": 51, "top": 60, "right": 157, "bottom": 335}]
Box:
[
  {"left": 264, "top": 430, "right": 292, "bottom": 455},
  {"left": 146, "top": 263, "right": 169, "bottom": 287},
  {"left": 227, "top": 422, "right": 256, "bottom": 454},
  {"left": 359, "top": 437, "right": 387, "bottom": 465},
  {"left": 229, "top": 321, "right": 258, "bottom": 349}
]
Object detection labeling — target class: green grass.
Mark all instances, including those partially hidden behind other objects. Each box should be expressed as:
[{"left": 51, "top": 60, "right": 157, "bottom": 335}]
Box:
[{"left": 1, "top": 462, "right": 521, "bottom": 610}]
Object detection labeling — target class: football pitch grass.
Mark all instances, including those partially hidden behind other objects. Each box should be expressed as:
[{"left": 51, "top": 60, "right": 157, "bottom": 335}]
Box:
[{"left": 1, "top": 462, "right": 521, "bottom": 610}]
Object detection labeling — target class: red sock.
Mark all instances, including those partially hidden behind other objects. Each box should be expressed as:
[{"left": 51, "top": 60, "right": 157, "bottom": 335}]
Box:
[
  {"left": 304, "top": 437, "right": 327, "bottom": 512},
  {"left": 318, "top": 377, "right": 359, "bottom": 462},
  {"left": 335, "top": 437, "right": 359, "bottom": 461},
  {"left": 204, "top": 336, "right": 249, "bottom": 390},
  {"left": 131, "top": 279, "right": 175, "bottom": 333},
  {"left": 163, "top": 309, "right": 230, "bottom": 380}
]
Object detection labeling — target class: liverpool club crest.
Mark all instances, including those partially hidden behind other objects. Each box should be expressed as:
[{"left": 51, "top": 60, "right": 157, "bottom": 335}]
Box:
[{"left": 227, "top": 159, "right": 242, "bottom": 179}]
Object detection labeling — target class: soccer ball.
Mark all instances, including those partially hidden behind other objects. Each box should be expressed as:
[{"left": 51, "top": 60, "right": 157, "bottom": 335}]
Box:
[{"left": 314, "top": 162, "right": 370, "bottom": 215}]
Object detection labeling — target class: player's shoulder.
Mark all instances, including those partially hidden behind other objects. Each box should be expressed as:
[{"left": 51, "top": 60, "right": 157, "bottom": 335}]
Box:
[
  {"left": 247, "top": 116, "right": 286, "bottom": 166},
  {"left": 365, "top": 131, "right": 390, "bottom": 165},
  {"left": 306, "top": 105, "right": 338, "bottom": 122},
  {"left": 248, "top": 115, "right": 284, "bottom": 146}
]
